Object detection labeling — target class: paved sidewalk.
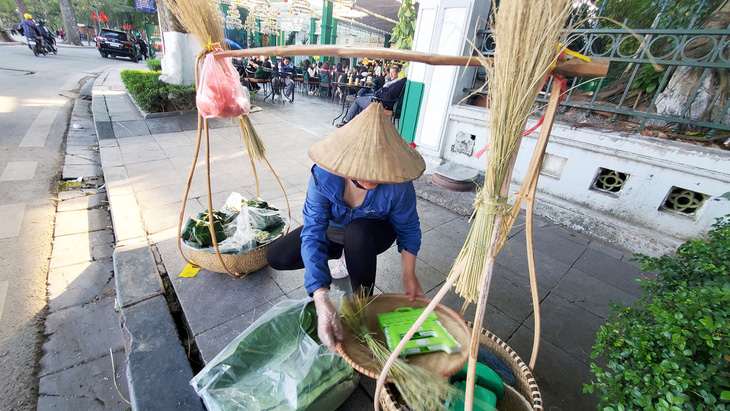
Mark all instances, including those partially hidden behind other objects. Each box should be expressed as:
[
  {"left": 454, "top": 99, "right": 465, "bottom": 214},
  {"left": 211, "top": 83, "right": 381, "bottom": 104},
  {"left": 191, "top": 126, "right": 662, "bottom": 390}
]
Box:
[{"left": 94, "top": 66, "right": 650, "bottom": 410}]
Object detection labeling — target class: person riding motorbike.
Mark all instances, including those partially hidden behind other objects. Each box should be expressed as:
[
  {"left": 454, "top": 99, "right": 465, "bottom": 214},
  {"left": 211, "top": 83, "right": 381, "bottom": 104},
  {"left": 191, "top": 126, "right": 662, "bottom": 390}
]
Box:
[
  {"left": 18, "top": 13, "right": 43, "bottom": 48},
  {"left": 17, "top": 14, "right": 45, "bottom": 53},
  {"left": 37, "top": 19, "right": 56, "bottom": 53}
]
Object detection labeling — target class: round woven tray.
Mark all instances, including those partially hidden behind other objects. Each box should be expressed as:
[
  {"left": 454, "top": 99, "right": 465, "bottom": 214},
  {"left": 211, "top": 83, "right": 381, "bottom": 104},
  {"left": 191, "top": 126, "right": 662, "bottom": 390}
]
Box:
[
  {"left": 182, "top": 241, "right": 273, "bottom": 278},
  {"left": 338, "top": 294, "right": 470, "bottom": 382},
  {"left": 381, "top": 321, "right": 543, "bottom": 411}
]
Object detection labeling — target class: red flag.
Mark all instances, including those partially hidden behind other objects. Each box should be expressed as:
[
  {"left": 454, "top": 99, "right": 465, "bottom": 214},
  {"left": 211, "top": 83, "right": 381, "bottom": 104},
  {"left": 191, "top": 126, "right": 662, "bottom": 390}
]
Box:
[
  {"left": 123, "top": 22, "right": 128, "bottom": 30},
  {"left": 92, "top": 11, "right": 98, "bottom": 21},
  {"left": 129, "top": 24, "right": 133, "bottom": 31},
  {"left": 100, "top": 12, "right": 109, "bottom": 23}
]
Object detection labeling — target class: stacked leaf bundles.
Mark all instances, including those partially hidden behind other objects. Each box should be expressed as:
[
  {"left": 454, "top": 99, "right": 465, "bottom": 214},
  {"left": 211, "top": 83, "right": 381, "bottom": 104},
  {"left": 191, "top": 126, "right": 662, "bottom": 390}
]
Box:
[{"left": 181, "top": 192, "right": 287, "bottom": 255}]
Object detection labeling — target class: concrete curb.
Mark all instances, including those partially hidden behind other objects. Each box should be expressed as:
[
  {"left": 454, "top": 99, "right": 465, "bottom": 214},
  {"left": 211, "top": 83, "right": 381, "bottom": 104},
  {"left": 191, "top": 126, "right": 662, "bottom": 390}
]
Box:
[
  {"left": 92, "top": 73, "right": 115, "bottom": 140},
  {"left": 120, "top": 295, "right": 202, "bottom": 410},
  {"left": 92, "top": 68, "right": 203, "bottom": 410}
]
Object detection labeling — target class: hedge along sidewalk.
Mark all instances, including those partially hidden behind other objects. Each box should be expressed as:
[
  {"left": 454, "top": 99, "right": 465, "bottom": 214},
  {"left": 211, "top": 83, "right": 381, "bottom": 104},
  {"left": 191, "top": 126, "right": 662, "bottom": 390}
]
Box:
[
  {"left": 119, "top": 69, "right": 196, "bottom": 117},
  {"left": 585, "top": 215, "right": 730, "bottom": 409}
]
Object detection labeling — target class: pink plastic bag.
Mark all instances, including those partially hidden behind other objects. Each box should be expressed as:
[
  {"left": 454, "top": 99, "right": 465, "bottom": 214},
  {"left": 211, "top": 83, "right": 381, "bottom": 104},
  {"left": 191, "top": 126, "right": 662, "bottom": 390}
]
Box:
[{"left": 197, "top": 53, "right": 251, "bottom": 119}]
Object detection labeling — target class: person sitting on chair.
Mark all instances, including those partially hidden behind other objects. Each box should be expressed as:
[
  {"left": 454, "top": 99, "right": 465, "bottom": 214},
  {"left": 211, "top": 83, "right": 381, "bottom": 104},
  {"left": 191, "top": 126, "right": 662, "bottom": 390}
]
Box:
[
  {"left": 272, "top": 56, "right": 295, "bottom": 102},
  {"left": 306, "top": 59, "right": 320, "bottom": 95},
  {"left": 244, "top": 56, "right": 263, "bottom": 91},
  {"left": 336, "top": 66, "right": 405, "bottom": 128}
]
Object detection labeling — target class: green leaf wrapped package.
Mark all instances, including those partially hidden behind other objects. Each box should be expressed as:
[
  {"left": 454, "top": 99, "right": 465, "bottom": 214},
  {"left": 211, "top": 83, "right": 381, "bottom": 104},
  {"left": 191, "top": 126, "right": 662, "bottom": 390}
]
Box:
[
  {"left": 180, "top": 192, "right": 288, "bottom": 255},
  {"left": 191, "top": 294, "right": 358, "bottom": 411}
]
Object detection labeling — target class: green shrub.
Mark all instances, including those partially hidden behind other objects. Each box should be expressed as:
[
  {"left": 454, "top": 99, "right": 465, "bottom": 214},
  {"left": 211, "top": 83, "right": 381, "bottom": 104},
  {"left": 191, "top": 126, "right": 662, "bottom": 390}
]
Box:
[
  {"left": 585, "top": 216, "right": 730, "bottom": 410},
  {"left": 120, "top": 70, "right": 196, "bottom": 113},
  {"left": 146, "top": 59, "right": 162, "bottom": 71}
]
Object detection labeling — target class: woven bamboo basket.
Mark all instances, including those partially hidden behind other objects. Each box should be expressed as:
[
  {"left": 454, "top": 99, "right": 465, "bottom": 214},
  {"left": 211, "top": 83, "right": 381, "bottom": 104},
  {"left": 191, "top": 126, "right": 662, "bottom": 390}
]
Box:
[
  {"left": 181, "top": 240, "right": 276, "bottom": 278},
  {"left": 380, "top": 321, "right": 542, "bottom": 411},
  {"left": 338, "top": 294, "right": 471, "bottom": 381}
]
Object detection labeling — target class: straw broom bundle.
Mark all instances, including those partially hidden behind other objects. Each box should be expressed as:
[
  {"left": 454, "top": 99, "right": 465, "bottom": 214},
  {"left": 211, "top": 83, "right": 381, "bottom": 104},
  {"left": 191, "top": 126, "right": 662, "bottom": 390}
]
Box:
[
  {"left": 450, "top": 0, "right": 573, "bottom": 302},
  {"left": 160, "top": 0, "right": 225, "bottom": 51},
  {"left": 161, "top": 0, "right": 266, "bottom": 160}
]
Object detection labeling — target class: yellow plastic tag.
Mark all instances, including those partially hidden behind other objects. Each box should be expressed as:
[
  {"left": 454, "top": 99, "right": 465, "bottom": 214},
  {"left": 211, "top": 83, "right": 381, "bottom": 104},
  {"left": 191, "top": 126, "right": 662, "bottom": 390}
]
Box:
[
  {"left": 563, "top": 48, "right": 591, "bottom": 62},
  {"left": 550, "top": 44, "right": 592, "bottom": 73},
  {"left": 179, "top": 263, "right": 200, "bottom": 278}
]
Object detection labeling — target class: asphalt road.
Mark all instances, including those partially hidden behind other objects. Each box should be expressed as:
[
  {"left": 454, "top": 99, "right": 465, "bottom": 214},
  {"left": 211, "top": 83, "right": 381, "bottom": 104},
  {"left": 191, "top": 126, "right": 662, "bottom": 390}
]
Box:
[{"left": 0, "top": 37, "right": 136, "bottom": 409}]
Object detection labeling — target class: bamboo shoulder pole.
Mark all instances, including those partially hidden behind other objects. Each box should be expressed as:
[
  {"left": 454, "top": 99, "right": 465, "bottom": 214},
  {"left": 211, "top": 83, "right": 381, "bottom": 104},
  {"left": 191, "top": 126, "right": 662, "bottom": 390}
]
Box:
[
  {"left": 463, "top": 135, "right": 523, "bottom": 410},
  {"left": 524, "top": 79, "right": 564, "bottom": 369},
  {"left": 214, "top": 45, "right": 609, "bottom": 78}
]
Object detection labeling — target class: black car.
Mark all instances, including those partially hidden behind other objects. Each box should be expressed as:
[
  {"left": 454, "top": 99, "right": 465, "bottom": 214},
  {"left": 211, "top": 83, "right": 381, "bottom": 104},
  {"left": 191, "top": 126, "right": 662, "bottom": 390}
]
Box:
[{"left": 96, "top": 29, "right": 141, "bottom": 62}]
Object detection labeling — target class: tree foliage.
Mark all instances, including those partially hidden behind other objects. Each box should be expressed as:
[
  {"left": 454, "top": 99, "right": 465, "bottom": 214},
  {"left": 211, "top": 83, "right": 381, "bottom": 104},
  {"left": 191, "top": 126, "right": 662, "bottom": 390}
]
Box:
[
  {"left": 598, "top": 0, "right": 725, "bottom": 29},
  {"left": 391, "top": 0, "right": 415, "bottom": 50},
  {"left": 585, "top": 216, "right": 730, "bottom": 410},
  {"left": 8, "top": 0, "right": 158, "bottom": 34}
]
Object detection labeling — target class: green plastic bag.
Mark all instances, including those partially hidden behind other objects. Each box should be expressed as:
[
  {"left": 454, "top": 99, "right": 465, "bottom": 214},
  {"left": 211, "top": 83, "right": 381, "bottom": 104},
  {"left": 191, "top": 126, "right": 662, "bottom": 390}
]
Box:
[{"left": 191, "top": 293, "right": 358, "bottom": 410}]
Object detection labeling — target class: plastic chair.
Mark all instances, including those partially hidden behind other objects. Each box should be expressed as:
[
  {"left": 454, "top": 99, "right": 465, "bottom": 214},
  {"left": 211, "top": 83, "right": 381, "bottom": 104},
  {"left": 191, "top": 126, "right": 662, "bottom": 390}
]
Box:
[{"left": 318, "top": 73, "right": 330, "bottom": 98}]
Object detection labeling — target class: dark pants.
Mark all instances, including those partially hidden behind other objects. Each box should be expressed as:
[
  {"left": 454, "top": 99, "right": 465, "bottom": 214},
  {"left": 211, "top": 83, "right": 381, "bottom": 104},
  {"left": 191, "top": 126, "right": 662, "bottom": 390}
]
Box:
[
  {"left": 344, "top": 95, "right": 374, "bottom": 122},
  {"left": 272, "top": 76, "right": 294, "bottom": 98},
  {"left": 267, "top": 219, "right": 397, "bottom": 294}
]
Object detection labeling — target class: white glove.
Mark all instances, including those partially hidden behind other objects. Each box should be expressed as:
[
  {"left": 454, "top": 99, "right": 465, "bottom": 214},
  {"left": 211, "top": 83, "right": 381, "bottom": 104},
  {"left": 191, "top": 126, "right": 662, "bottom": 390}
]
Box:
[{"left": 313, "top": 289, "right": 343, "bottom": 352}]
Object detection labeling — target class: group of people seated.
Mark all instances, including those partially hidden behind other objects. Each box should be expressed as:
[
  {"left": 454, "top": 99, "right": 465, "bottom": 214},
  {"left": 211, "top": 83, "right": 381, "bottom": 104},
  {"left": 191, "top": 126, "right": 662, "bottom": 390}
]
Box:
[
  {"left": 335, "top": 65, "right": 406, "bottom": 128},
  {"left": 238, "top": 55, "right": 295, "bottom": 102},
  {"left": 233, "top": 56, "right": 406, "bottom": 117}
]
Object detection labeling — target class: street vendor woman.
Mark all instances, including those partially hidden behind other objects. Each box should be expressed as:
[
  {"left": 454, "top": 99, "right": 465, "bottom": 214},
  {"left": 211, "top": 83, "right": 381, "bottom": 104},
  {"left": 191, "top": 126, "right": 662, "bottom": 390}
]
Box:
[{"left": 267, "top": 102, "right": 427, "bottom": 352}]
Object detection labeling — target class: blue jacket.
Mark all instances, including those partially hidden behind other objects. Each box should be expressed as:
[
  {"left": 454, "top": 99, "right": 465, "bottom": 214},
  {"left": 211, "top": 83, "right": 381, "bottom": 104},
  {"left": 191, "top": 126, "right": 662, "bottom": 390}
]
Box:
[
  {"left": 18, "top": 19, "right": 39, "bottom": 39},
  {"left": 278, "top": 61, "right": 295, "bottom": 78},
  {"left": 301, "top": 166, "right": 421, "bottom": 295}
]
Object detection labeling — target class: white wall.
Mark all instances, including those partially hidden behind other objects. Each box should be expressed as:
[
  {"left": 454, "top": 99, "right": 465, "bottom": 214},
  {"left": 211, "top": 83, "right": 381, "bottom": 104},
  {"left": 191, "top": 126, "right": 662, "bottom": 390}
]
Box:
[
  {"left": 411, "top": 0, "right": 482, "bottom": 161},
  {"left": 435, "top": 105, "right": 730, "bottom": 255}
]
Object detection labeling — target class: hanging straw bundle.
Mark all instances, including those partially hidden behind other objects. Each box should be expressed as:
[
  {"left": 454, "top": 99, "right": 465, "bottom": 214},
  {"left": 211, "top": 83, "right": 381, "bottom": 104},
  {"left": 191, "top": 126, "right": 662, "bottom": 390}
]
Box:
[
  {"left": 340, "top": 291, "right": 458, "bottom": 410},
  {"left": 161, "top": 0, "right": 225, "bottom": 49},
  {"left": 450, "top": 0, "right": 573, "bottom": 302},
  {"left": 166, "top": 0, "right": 288, "bottom": 278}
]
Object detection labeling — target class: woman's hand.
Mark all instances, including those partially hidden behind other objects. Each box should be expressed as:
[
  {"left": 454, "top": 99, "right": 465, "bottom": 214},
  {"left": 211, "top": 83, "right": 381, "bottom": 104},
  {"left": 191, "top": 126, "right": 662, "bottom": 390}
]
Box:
[
  {"left": 403, "top": 272, "right": 424, "bottom": 301},
  {"left": 401, "top": 251, "right": 424, "bottom": 301},
  {"left": 313, "top": 288, "right": 342, "bottom": 352}
]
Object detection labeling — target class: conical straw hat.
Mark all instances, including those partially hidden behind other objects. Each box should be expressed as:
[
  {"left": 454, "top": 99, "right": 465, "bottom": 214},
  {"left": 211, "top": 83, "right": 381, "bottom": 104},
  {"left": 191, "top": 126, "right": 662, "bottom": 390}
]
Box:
[{"left": 309, "top": 103, "right": 426, "bottom": 184}]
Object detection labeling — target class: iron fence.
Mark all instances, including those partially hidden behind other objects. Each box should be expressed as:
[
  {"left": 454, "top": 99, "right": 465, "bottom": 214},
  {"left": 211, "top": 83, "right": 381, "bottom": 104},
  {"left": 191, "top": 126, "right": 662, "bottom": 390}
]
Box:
[{"left": 472, "top": 3, "right": 730, "bottom": 138}]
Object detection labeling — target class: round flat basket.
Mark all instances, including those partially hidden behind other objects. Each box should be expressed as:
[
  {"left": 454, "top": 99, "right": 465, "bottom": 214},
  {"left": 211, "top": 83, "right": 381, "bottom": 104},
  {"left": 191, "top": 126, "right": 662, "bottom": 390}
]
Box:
[
  {"left": 380, "top": 322, "right": 543, "bottom": 411},
  {"left": 182, "top": 241, "right": 273, "bottom": 278},
  {"left": 339, "top": 294, "right": 470, "bottom": 382}
]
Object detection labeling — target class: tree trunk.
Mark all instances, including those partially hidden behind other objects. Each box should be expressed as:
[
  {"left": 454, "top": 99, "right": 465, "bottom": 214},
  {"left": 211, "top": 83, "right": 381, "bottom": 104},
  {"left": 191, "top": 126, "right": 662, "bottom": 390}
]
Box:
[
  {"left": 654, "top": 0, "right": 730, "bottom": 127},
  {"left": 0, "top": 19, "right": 14, "bottom": 42},
  {"left": 157, "top": 0, "right": 184, "bottom": 33},
  {"left": 57, "top": 0, "right": 82, "bottom": 46},
  {"left": 14, "top": 0, "right": 29, "bottom": 19},
  {"left": 157, "top": 0, "right": 197, "bottom": 85}
]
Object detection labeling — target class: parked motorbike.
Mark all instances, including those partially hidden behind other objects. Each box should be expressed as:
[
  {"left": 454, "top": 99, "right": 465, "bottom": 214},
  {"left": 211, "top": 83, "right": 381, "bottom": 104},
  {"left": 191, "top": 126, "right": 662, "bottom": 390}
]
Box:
[{"left": 27, "top": 37, "right": 46, "bottom": 57}]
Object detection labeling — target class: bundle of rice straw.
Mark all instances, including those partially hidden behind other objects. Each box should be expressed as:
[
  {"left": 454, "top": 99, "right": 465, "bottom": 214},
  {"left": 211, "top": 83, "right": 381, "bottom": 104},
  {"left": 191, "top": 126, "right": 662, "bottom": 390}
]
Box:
[
  {"left": 449, "top": 0, "right": 573, "bottom": 303},
  {"left": 170, "top": 0, "right": 275, "bottom": 277},
  {"left": 161, "top": 0, "right": 225, "bottom": 51},
  {"left": 340, "top": 291, "right": 458, "bottom": 410}
]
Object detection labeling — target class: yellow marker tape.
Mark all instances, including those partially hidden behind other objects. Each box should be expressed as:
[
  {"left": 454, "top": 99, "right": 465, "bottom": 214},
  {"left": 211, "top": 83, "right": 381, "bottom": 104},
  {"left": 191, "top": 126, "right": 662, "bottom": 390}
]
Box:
[
  {"left": 179, "top": 263, "right": 200, "bottom": 278},
  {"left": 204, "top": 37, "right": 221, "bottom": 53},
  {"left": 549, "top": 44, "right": 592, "bottom": 73},
  {"left": 563, "top": 48, "right": 591, "bottom": 62}
]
